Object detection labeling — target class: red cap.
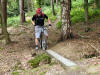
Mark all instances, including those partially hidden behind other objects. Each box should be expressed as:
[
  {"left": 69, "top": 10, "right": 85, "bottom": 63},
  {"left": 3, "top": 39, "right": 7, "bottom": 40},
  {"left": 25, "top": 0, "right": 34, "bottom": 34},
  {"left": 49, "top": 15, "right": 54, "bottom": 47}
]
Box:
[{"left": 36, "top": 8, "right": 42, "bottom": 14}]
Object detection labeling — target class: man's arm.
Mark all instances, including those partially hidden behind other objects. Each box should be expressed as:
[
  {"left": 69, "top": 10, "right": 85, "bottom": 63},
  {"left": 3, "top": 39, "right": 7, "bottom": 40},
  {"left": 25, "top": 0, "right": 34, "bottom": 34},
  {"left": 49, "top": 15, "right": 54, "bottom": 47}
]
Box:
[
  {"left": 32, "top": 20, "right": 35, "bottom": 25},
  {"left": 44, "top": 14, "right": 51, "bottom": 26},
  {"left": 48, "top": 18, "right": 51, "bottom": 25},
  {"left": 48, "top": 18, "right": 52, "bottom": 26},
  {"left": 32, "top": 15, "right": 35, "bottom": 25}
]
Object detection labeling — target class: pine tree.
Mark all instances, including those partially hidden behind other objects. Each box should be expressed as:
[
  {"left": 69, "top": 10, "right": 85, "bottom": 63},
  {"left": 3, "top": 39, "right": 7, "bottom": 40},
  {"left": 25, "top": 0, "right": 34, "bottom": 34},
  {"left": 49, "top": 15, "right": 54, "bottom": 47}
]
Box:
[{"left": 0, "top": 0, "right": 11, "bottom": 44}]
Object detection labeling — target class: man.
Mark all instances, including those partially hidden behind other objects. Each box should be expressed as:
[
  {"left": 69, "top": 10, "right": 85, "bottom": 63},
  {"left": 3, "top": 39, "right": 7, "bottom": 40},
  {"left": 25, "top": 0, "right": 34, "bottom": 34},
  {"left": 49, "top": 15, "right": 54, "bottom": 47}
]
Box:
[{"left": 32, "top": 8, "right": 51, "bottom": 50}]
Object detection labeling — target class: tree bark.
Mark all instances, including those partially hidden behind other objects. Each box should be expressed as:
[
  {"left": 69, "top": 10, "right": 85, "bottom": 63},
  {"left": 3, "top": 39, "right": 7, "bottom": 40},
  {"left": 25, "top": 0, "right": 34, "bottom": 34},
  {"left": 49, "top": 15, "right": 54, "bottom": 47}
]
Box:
[
  {"left": 84, "top": 0, "right": 88, "bottom": 23},
  {"left": 19, "top": 0, "right": 26, "bottom": 24},
  {"left": 94, "top": 0, "right": 97, "bottom": 8},
  {"left": 61, "top": 0, "right": 72, "bottom": 40},
  {"left": 56, "top": 0, "right": 58, "bottom": 7},
  {"left": 0, "top": 0, "right": 11, "bottom": 44},
  {"left": 28, "top": 0, "right": 31, "bottom": 12},
  {"left": 31, "top": 0, "right": 34, "bottom": 11},
  {"left": 0, "top": 0, "right": 1, "bottom": 24},
  {"left": 51, "top": 0, "right": 56, "bottom": 15}
]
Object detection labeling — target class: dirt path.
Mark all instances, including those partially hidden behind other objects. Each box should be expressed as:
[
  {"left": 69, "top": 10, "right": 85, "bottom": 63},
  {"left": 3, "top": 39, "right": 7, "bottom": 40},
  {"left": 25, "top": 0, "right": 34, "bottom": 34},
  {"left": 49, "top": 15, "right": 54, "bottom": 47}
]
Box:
[{"left": 0, "top": 23, "right": 64, "bottom": 75}]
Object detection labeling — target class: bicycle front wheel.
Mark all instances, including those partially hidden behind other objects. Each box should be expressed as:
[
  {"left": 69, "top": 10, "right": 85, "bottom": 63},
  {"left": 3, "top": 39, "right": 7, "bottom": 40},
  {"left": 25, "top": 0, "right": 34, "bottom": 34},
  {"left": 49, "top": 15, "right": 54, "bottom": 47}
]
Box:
[{"left": 42, "top": 36, "right": 47, "bottom": 51}]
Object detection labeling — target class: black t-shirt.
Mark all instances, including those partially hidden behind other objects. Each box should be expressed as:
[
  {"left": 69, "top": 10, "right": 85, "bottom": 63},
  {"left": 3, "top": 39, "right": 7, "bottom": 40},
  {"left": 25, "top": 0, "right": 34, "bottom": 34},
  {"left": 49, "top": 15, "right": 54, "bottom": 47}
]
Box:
[{"left": 32, "top": 14, "right": 48, "bottom": 26}]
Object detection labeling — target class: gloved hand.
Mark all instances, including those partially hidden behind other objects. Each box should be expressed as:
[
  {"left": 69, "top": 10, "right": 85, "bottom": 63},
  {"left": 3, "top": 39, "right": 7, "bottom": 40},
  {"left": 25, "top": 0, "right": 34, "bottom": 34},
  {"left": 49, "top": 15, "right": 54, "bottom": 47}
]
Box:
[{"left": 48, "top": 24, "right": 52, "bottom": 29}]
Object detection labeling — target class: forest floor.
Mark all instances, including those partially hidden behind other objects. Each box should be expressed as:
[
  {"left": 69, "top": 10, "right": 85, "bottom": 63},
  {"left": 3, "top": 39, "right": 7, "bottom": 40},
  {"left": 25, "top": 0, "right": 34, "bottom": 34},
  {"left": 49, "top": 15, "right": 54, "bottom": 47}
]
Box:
[{"left": 0, "top": 18, "right": 100, "bottom": 75}]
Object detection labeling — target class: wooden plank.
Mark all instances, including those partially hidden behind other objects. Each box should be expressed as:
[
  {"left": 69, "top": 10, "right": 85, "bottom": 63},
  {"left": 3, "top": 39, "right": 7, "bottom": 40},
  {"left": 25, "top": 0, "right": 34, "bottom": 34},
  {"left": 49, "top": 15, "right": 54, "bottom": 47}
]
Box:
[{"left": 46, "top": 50, "right": 77, "bottom": 67}]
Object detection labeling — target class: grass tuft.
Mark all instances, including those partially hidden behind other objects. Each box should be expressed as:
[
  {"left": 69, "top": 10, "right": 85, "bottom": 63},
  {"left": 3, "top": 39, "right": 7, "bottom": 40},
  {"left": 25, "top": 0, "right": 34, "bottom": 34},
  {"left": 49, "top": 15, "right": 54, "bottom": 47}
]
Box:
[{"left": 28, "top": 53, "right": 51, "bottom": 68}]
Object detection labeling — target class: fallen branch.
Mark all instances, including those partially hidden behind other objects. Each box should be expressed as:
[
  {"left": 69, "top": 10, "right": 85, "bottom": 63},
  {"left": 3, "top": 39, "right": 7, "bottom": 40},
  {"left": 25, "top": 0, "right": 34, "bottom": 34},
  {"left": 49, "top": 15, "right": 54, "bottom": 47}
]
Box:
[
  {"left": 77, "top": 33, "right": 90, "bottom": 39},
  {"left": 88, "top": 43, "right": 100, "bottom": 54},
  {"left": 19, "top": 25, "right": 30, "bottom": 30}
]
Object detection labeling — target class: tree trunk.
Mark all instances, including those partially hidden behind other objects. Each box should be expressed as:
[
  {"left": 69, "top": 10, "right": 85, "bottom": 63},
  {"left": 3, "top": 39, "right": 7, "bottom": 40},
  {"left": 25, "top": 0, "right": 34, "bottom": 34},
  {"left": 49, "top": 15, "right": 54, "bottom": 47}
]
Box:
[
  {"left": 19, "top": 0, "right": 26, "bottom": 24},
  {"left": 28, "top": 0, "right": 31, "bottom": 12},
  {"left": 61, "top": 0, "right": 72, "bottom": 40},
  {"left": 94, "top": 0, "right": 97, "bottom": 8},
  {"left": 31, "top": 0, "right": 34, "bottom": 11},
  {"left": 51, "top": 0, "right": 56, "bottom": 15},
  {"left": 1, "top": 0, "right": 11, "bottom": 44},
  {"left": 56, "top": 0, "right": 58, "bottom": 7},
  {"left": 84, "top": 0, "right": 88, "bottom": 23},
  {"left": 0, "top": 0, "right": 1, "bottom": 24},
  {"left": 0, "top": 0, "right": 1, "bottom": 25}
]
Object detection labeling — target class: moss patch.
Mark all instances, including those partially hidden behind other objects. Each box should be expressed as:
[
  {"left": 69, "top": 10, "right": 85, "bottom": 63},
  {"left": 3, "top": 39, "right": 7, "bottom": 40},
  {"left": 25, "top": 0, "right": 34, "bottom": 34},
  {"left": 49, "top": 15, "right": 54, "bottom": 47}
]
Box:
[
  {"left": 28, "top": 53, "right": 51, "bottom": 68},
  {"left": 0, "top": 47, "right": 3, "bottom": 51},
  {"left": 12, "top": 72, "right": 19, "bottom": 75}
]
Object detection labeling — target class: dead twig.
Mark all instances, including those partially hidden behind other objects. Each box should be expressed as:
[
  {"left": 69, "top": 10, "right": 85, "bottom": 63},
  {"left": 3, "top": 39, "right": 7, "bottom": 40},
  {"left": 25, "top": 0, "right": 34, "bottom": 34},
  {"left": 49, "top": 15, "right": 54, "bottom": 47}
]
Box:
[{"left": 88, "top": 43, "right": 100, "bottom": 54}]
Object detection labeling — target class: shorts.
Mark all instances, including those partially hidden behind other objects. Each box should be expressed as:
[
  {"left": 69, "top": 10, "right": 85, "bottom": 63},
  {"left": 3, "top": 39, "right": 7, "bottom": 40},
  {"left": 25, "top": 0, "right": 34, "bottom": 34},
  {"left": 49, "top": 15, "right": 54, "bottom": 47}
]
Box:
[{"left": 35, "top": 26, "right": 48, "bottom": 38}]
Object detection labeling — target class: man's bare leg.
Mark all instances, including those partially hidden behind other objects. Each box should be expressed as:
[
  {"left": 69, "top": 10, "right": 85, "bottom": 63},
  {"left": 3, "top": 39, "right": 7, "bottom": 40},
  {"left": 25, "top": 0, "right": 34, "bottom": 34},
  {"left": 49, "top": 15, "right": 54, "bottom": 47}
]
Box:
[{"left": 35, "top": 38, "right": 39, "bottom": 50}]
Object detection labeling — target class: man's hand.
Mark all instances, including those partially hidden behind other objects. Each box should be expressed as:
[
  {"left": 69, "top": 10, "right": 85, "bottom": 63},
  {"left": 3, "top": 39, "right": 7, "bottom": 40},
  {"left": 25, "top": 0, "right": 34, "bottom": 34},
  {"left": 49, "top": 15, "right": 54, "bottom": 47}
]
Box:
[
  {"left": 48, "top": 24, "right": 52, "bottom": 29},
  {"left": 49, "top": 24, "right": 52, "bottom": 26}
]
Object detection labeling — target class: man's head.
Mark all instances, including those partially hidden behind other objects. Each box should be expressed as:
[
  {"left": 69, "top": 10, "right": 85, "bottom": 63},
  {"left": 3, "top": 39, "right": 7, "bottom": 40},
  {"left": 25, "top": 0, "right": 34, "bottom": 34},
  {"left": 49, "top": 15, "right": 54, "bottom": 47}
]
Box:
[{"left": 36, "top": 8, "right": 42, "bottom": 16}]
